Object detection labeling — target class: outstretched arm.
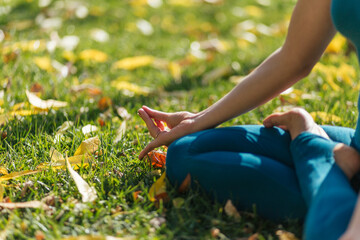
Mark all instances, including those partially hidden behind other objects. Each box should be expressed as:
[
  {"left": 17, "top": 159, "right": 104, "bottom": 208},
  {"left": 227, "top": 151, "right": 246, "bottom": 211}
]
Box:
[{"left": 139, "top": 0, "right": 336, "bottom": 159}]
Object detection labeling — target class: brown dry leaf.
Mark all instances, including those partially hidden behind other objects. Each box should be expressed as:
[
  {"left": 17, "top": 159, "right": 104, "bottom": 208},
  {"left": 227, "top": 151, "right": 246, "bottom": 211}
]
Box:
[
  {"left": 34, "top": 56, "right": 54, "bottom": 72},
  {"left": 114, "top": 121, "right": 127, "bottom": 144},
  {"left": 79, "top": 49, "right": 108, "bottom": 63},
  {"left": 71, "top": 84, "right": 102, "bottom": 96},
  {"left": 0, "top": 200, "right": 50, "bottom": 210},
  {"left": 201, "top": 66, "right": 232, "bottom": 85},
  {"left": 3, "top": 51, "right": 18, "bottom": 64},
  {"left": 2, "top": 40, "right": 46, "bottom": 54},
  {"left": 147, "top": 150, "right": 166, "bottom": 168},
  {"left": 65, "top": 155, "right": 97, "bottom": 203},
  {"left": 26, "top": 90, "right": 68, "bottom": 110},
  {"left": 178, "top": 173, "right": 191, "bottom": 193},
  {"left": 210, "top": 227, "right": 220, "bottom": 238},
  {"left": 224, "top": 199, "right": 241, "bottom": 220},
  {"left": 149, "top": 171, "right": 167, "bottom": 202},
  {"left": 30, "top": 83, "right": 44, "bottom": 93},
  {"left": 276, "top": 230, "right": 299, "bottom": 240},
  {"left": 310, "top": 111, "right": 341, "bottom": 123},
  {"left": 112, "top": 55, "right": 154, "bottom": 70},
  {"left": 0, "top": 169, "right": 43, "bottom": 182},
  {"left": 74, "top": 136, "right": 100, "bottom": 156},
  {"left": 98, "top": 97, "right": 112, "bottom": 111}
]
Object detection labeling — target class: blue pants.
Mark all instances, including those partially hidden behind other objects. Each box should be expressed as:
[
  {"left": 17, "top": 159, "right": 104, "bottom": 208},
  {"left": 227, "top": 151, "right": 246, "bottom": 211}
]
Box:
[{"left": 166, "top": 125, "right": 358, "bottom": 239}]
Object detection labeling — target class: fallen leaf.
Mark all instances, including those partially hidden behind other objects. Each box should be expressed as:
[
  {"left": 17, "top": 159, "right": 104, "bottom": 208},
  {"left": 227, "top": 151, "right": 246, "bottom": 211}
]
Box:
[
  {"left": 26, "top": 90, "right": 67, "bottom": 110},
  {"left": 0, "top": 170, "right": 43, "bottom": 182},
  {"left": 74, "top": 136, "right": 100, "bottom": 156},
  {"left": 65, "top": 155, "right": 97, "bottom": 203},
  {"left": 276, "top": 230, "right": 299, "bottom": 240},
  {"left": 201, "top": 66, "right": 232, "bottom": 85},
  {"left": 172, "top": 197, "right": 184, "bottom": 208},
  {"left": 178, "top": 173, "right": 191, "bottom": 193},
  {"left": 0, "top": 185, "right": 4, "bottom": 202},
  {"left": 325, "top": 34, "right": 347, "bottom": 54},
  {"left": 310, "top": 111, "right": 341, "bottom": 123},
  {"left": 30, "top": 83, "right": 44, "bottom": 93},
  {"left": 168, "top": 62, "right": 182, "bottom": 83},
  {"left": 71, "top": 84, "right": 102, "bottom": 96},
  {"left": 110, "top": 81, "right": 151, "bottom": 96},
  {"left": 79, "top": 49, "right": 108, "bottom": 63},
  {"left": 34, "top": 56, "right": 54, "bottom": 72},
  {"left": 82, "top": 124, "right": 98, "bottom": 135},
  {"left": 0, "top": 200, "right": 50, "bottom": 210},
  {"left": 147, "top": 150, "right": 166, "bottom": 168},
  {"left": 149, "top": 171, "right": 167, "bottom": 202},
  {"left": 210, "top": 227, "right": 220, "bottom": 238},
  {"left": 116, "top": 107, "right": 132, "bottom": 120},
  {"left": 54, "top": 121, "right": 74, "bottom": 143},
  {"left": 112, "top": 56, "right": 155, "bottom": 70},
  {"left": 90, "top": 28, "right": 109, "bottom": 43},
  {"left": 149, "top": 216, "right": 166, "bottom": 229},
  {"left": 114, "top": 121, "right": 126, "bottom": 144},
  {"left": 132, "top": 191, "right": 142, "bottom": 201},
  {"left": 98, "top": 97, "right": 112, "bottom": 111},
  {"left": 61, "top": 236, "right": 134, "bottom": 240},
  {"left": 0, "top": 167, "right": 8, "bottom": 175},
  {"left": 224, "top": 199, "right": 241, "bottom": 220}
]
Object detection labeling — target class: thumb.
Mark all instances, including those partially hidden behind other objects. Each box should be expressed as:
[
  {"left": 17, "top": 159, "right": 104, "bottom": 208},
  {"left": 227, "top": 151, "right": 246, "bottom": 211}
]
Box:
[{"left": 263, "top": 112, "right": 290, "bottom": 128}]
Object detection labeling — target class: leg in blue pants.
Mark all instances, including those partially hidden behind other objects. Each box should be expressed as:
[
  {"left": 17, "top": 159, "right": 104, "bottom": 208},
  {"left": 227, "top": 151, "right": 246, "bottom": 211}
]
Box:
[
  {"left": 166, "top": 125, "right": 355, "bottom": 221},
  {"left": 290, "top": 132, "right": 357, "bottom": 240}
]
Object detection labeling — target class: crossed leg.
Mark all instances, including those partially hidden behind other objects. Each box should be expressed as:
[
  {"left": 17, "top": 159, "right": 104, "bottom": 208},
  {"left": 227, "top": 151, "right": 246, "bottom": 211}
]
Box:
[{"left": 264, "top": 108, "right": 360, "bottom": 239}]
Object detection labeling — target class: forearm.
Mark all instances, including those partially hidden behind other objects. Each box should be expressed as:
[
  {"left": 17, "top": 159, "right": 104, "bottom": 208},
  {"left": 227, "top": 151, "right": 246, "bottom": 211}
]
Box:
[
  {"left": 191, "top": 48, "right": 310, "bottom": 131},
  {"left": 346, "top": 194, "right": 360, "bottom": 232}
]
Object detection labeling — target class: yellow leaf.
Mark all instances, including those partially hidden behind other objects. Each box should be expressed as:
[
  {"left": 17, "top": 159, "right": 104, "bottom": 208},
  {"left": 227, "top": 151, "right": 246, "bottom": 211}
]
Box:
[
  {"left": 0, "top": 184, "right": 4, "bottom": 202},
  {"left": 149, "top": 171, "right": 167, "bottom": 202},
  {"left": 66, "top": 155, "right": 97, "bottom": 203},
  {"left": 74, "top": 136, "right": 100, "bottom": 156},
  {"left": 63, "top": 51, "right": 77, "bottom": 62},
  {"left": 168, "top": 62, "right": 182, "bottom": 82},
  {"left": 34, "top": 56, "right": 54, "bottom": 72},
  {"left": 0, "top": 169, "right": 43, "bottom": 182},
  {"left": 276, "top": 230, "right": 299, "bottom": 240},
  {"left": 224, "top": 199, "right": 241, "bottom": 220},
  {"left": 112, "top": 56, "right": 154, "bottom": 70},
  {"left": 244, "top": 5, "right": 263, "bottom": 18},
  {"left": 110, "top": 81, "right": 151, "bottom": 96},
  {"left": 0, "top": 201, "right": 50, "bottom": 210},
  {"left": 0, "top": 167, "right": 8, "bottom": 175},
  {"left": 26, "top": 90, "right": 68, "bottom": 110},
  {"left": 310, "top": 111, "right": 341, "bottom": 123},
  {"left": 2, "top": 40, "right": 46, "bottom": 54},
  {"left": 338, "top": 63, "right": 356, "bottom": 85},
  {"left": 325, "top": 34, "right": 347, "bottom": 54},
  {"left": 61, "top": 236, "right": 133, "bottom": 240},
  {"left": 79, "top": 49, "right": 108, "bottom": 63}
]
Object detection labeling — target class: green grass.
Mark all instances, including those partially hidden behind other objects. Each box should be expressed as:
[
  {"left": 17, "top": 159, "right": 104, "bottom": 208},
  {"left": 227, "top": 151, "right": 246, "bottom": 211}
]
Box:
[{"left": 0, "top": 0, "right": 359, "bottom": 239}]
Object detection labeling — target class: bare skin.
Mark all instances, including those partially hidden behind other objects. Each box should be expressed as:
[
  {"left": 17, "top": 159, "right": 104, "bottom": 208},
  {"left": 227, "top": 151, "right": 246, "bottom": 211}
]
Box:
[{"left": 263, "top": 108, "right": 360, "bottom": 180}]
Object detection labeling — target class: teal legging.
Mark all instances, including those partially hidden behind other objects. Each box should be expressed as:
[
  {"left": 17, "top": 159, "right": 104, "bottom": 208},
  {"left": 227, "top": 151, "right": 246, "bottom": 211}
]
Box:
[{"left": 166, "top": 125, "right": 357, "bottom": 239}]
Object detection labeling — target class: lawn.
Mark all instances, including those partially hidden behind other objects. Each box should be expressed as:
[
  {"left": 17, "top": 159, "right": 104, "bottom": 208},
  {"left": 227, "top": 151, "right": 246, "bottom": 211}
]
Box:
[{"left": 0, "top": 0, "right": 359, "bottom": 239}]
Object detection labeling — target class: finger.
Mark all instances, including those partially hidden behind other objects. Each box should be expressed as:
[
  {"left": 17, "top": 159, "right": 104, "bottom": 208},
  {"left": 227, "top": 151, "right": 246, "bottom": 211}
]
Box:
[
  {"left": 154, "top": 119, "right": 165, "bottom": 131},
  {"left": 139, "top": 139, "right": 160, "bottom": 160},
  {"left": 138, "top": 108, "right": 160, "bottom": 138},
  {"left": 142, "top": 105, "right": 169, "bottom": 121},
  {"left": 263, "top": 112, "right": 290, "bottom": 128}
]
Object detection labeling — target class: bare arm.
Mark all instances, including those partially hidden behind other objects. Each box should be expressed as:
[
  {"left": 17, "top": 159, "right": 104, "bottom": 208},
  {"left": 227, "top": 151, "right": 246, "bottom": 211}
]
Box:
[
  {"left": 193, "top": 0, "right": 336, "bottom": 130},
  {"left": 138, "top": 0, "right": 336, "bottom": 159}
]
